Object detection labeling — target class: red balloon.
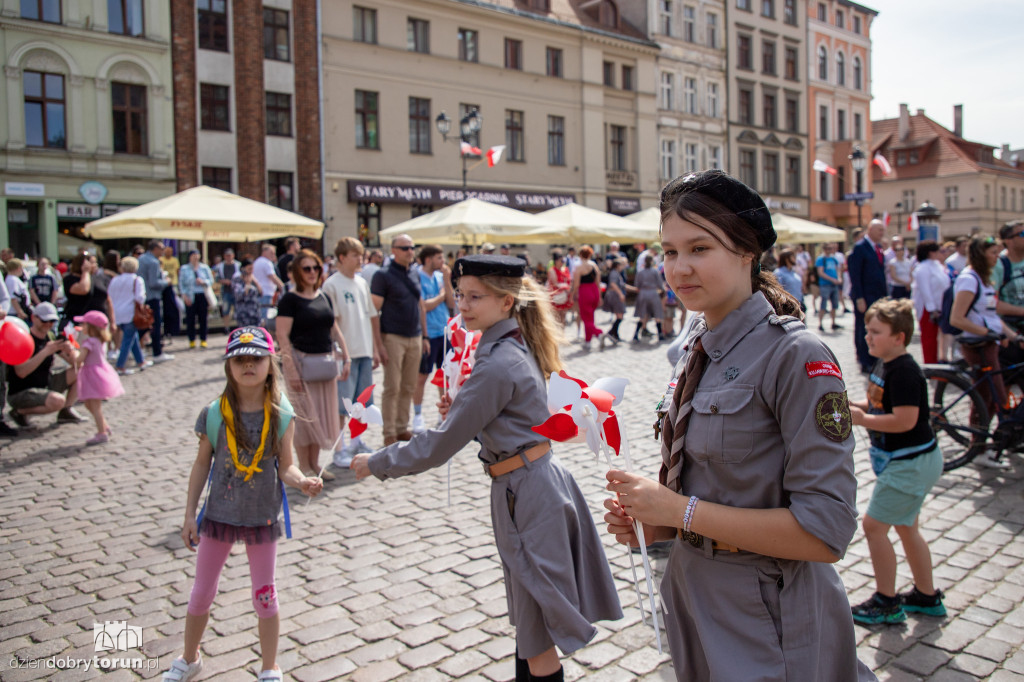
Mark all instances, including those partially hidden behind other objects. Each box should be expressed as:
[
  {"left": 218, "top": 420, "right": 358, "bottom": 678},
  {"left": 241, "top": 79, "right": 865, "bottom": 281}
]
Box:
[{"left": 0, "top": 318, "right": 35, "bottom": 365}]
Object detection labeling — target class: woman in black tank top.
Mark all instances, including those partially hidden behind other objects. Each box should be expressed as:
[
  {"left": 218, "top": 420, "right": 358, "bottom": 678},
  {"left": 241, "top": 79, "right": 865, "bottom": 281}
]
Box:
[{"left": 570, "top": 247, "right": 603, "bottom": 346}]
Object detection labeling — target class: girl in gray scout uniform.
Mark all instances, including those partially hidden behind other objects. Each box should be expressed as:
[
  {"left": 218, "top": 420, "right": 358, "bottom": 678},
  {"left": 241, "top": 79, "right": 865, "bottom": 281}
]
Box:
[
  {"left": 352, "top": 255, "right": 622, "bottom": 682},
  {"left": 605, "top": 170, "right": 876, "bottom": 681},
  {"left": 164, "top": 327, "right": 323, "bottom": 682}
]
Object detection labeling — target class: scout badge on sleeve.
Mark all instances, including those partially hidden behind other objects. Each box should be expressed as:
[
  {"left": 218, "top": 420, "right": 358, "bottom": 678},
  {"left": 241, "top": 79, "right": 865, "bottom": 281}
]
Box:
[
  {"left": 342, "top": 384, "right": 382, "bottom": 438},
  {"left": 533, "top": 371, "right": 663, "bottom": 653},
  {"left": 814, "top": 391, "right": 853, "bottom": 443}
]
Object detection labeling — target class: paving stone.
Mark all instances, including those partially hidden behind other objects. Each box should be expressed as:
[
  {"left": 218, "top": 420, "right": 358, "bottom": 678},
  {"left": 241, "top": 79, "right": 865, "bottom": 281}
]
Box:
[
  {"left": 437, "top": 649, "right": 490, "bottom": 677},
  {"left": 397, "top": 642, "right": 454, "bottom": 669},
  {"left": 349, "top": 659, "right": 408, "bottom": 682},
  {"left": 890, "top": 643, "right": 953, "bottom": 676},
  {"left": 291, "top": 655, "right": 357, "bottom": 682}
]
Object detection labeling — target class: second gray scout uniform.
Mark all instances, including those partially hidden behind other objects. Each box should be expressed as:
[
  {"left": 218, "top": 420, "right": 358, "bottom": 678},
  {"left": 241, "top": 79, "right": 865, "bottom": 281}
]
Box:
[
  {"left": 368, "top": 316, "right": 622, "bottom": 659},
  {"left": 662, "top": 292, "right": 876, "bottom": 681}
]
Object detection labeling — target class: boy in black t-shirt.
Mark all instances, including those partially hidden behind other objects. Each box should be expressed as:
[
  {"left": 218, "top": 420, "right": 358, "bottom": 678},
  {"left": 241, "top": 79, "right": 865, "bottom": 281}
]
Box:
[{"left": 848, "top": 298, "right": 946, "bottom": 625}]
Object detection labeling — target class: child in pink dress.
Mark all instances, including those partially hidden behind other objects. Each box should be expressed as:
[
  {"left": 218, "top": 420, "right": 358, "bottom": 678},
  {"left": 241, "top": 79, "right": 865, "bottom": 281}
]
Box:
[{"left": 73, "top": 310, "right": 124, "bottom": 445}]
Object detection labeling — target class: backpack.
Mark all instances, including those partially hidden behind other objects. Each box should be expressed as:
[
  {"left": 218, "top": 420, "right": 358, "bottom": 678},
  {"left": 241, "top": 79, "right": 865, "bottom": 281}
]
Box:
[
  {"left": 196, "top": 395, "right": 296, "bottom": 539},
  {"left": 938, "top": 271, "right": 982, "bottom": 336}
]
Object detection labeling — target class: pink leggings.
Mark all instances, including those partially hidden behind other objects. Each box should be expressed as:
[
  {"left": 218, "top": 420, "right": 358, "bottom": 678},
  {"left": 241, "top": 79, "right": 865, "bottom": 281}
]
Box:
[{"left": 187, "top": 537, "right": 279, "bottom": 618}]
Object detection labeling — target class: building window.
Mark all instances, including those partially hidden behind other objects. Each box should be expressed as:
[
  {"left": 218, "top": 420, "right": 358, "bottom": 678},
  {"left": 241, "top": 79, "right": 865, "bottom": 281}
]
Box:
[
  {"left": 896, "top": 151, "right": 906, "bottom": 166},
  {"left": 945, "top": 186, "right": 959, "bottom": 210},
  {"left": 762, "top": 0, "right": 773, "bottom": 18},
  {"left": 738, "top": 86, "right": 753, "bottom": 125},
  {"left": 684, "top": 77, "right": 697, "bottom": 114},
  {"left": 786, "top": 155, "right": 800, "bottom": 194},
  {"left": 200, "top": 83, "right": 230, "bottom": 131},
  {"left": 1002, "top": 187, "right": 1008, "bottom": 210},
  {"left": 197, "top": 0, "right": 228, "bottom": 51},
  {"left": 737, "top": 0, "right": 750, "bottom": 10},
  {"left": 785, "top": 96, "right": 798, "bottom": 132},
  {"left": 783, "top": 0, "right": 796, "bottom": 25},
  {"left": 903, "top": 189, "right": 916, "bottom": 212},
  {"left": 707, "top": 82, "right": 719, "bottom": 118},
  {"left": 784, "top": 46, "right": 798, "bottom": 80},
  {"left": 263, "top": 8, "right": 289, "bottom": 61},
  {"left": 548, "top": 115, "right": 564, "bottom": 166},
  {"left": 265, "top": 91, "right": 291, "bottom": 136},
  {"left": 23, "top": 71, "right": 65, "bottom": 148},
  {"left": 659, "top": 0, "right": 673, "bottom": 35},
  {"left": 817, "top": 2, "right": 825, "bottom": 20},
  {"left": 530, "top": 0, "right": 550, "bottom": 10},
  {"left": 357, "top": 201, "right": 381, "bottom": 246},
  {"left": 817, "top": 45, "right": 828, "bottom": 81},
  {"left": 660, "top": 72, "right": 675, "bottom": 110},
  {"left": 683, "top": 5, "right": 695, "bottom": 42},
  {"left": 709, "top": 145, "right": 722, "bottom": 170},
  {"left": 111, "top": 81, "right": 147, "bottom": 154},
  {"left": 353, "top": 6, "right": 377, "bottom": 44},
  {"left": 818, "top": 105, "right": 828, "bottom": 140},
  {"left": 738, "top": 34, "right": 752, "bottom": 70},
  {"left": 621, "top": 65, "right": 634, "bottom": 91},
  {"left": 685, "top": 143, "right": 698, "bottom": 172},
  {"left": 506, "top": 110, "right": 525, "bottom": 161},
  {"left": 407, "top": 17, "right": 429, "bottom": 53},
  {"left": 603, "top": 61, "right": 615, "bottom": 87},
  {"left": 546, "top": 47, "right": 563, "bottom": 77},
  {"left": 984, "top": 185, "right": 990, "bottom": 208},
  {"left": 836, "top": 109, "right": 846, "bottom": 140},
  {"left": 763, "top": 153, "right": 779, "bottom": 193},
  {"left": 909, "top": 149, "right": 919, "bottom": 164},
  {"left": 836, "top": 52, "right": 845, "bottom": 86},
  {"left": 706, "top": 12, "right": 718, "bottom": 48},
  {"left": 660, "top": 139, "right": 676, "bottom": 180},
  {"left": 762, "top": 40, "right": 776, "bottom": 75},
  {"left": 763, "top": 93, "right": 776, "bottom": 129},
  {"left": 202, "top": 166, "right": 231, "bottom": 192},
  {"left": 21, "top": 0, "right": 60, "bottom": 22},
  {"left": 739, "top": 149, "right": 756, "bottom": 189},
  {"left": 854, "top": 15, "right": 862, "bottom": 33},
  {"left": 408, "top": 97, "right": 431, "bottom": 154},
  {"left": 460, "top": 103, "right": 481, "bottom": 150},
  {"left": 853, "top": 57, "right": 862, "bottom": 90},
  {"left": 355, "top": 90, "right": 379, "bottom": 149},
  {"left": 411, "top": 204, "right": 433, "bottom": 218},
  {"left": 458, "top": 28, "right": 478, "bottom": 62},
  {"left": 609, "top": 125, "right": 626, "bottom": 171},
  {"left": 835, "top": 9, "right": 844, "bottom": 29},
  {"left": 594, "top": 0, "right": 618, "bottom": 27},
  {"left": 836, "top": 166, "right": 846, "bottom": 200},
  {"left": 108, "top": 0, "right": 143, "bottom": 36},
  {"left": 267, "top": 171, "right": 293, "bottom": 211},
  {"left": 504, "top": 38, "right": 523, "bottom": 70},
  {"left": 819, "top": 169, "right": 830, "bottom": 201},
  {"left": 854, "top": 112, "right": 862, "bottom": 140},
  {"left": 1014, "top": 188, "right": 1018, "bottom": 212}
]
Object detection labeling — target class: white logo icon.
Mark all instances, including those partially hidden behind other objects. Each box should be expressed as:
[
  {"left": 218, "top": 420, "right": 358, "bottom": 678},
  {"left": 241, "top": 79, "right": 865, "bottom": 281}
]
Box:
[{"left": 93, "top": 621, "right": 143, "bottom": 652}]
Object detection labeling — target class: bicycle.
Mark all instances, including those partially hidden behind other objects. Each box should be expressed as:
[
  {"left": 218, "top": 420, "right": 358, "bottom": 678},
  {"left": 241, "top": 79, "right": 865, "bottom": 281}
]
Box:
[{"left": 923, "top": 335, "right": 1024, "bottom": 470}]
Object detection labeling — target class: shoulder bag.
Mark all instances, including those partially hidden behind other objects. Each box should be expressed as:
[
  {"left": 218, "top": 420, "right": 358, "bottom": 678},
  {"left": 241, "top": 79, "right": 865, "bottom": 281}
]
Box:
[
  {"left": 132, "top": 276, "right": 154, "bottom": 330},
  {"left": 293, "top": 292, "right": 340, "bottom": 383}
]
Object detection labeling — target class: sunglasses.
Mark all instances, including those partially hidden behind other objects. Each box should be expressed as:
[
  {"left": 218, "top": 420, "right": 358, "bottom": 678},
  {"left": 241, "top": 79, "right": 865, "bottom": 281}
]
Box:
[
  {"left": 300, "top": 265, "right": 318, "bottom": 273},
  {"left": 394, "top": 245, "right": 415, "bottom": 252}
]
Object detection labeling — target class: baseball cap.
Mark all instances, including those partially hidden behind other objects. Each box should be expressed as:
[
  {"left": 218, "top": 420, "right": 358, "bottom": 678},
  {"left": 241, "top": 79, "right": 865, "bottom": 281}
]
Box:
[
  {"left": 224, "top": 326, "right": 275, "bottom": 359},
  {"left": 33, "top": 302, "right": 59, "bottom": 322},
  {"left": 73, "top": 310, "right": 109, "bottom": 328}
]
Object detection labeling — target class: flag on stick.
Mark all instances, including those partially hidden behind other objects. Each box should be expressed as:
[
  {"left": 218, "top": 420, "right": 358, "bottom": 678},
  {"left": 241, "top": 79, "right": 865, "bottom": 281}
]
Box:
[{"left": 813, "top": 159, "right": 838, "bottom": 176}]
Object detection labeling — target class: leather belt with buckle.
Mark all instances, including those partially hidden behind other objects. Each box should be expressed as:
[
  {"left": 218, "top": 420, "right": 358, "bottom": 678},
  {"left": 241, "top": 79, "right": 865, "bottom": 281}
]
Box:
[
  {"left": 488, "top": 442, "right": 550, "bottom": 478},
  {"left": 678, "top": 528, "right": 739, "bottom": 553}
]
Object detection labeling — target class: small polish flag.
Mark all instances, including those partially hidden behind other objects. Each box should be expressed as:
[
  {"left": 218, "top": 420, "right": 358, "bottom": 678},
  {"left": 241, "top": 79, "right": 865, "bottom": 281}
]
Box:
[
  {"left": 460, "top": 141, "right": 482, "bottom": 156},
  {"left": 486, "top": 145, "right": 506, "bottom": 167},
  {"left": 882, "top": 211, "right": 891, "bottom": 227},
  {"left": 873, "top": 152, "right": 892, "bottom": 176},
  {"left": 908, "top": 212, "right": 920, "bottom": 233},
  {"left": 813, "top": 159, "right": 838, "bottom": 176}
]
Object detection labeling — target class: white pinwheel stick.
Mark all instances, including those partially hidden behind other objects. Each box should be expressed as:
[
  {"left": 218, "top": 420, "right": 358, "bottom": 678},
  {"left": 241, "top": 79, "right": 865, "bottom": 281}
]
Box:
[{"left": 306, "top": 431, "right": 344, "bottom": 507}]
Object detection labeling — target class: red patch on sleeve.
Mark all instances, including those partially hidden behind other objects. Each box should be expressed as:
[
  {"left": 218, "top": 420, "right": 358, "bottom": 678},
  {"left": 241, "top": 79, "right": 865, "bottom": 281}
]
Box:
[{"left": 806, "top": 361, "right": 842, "bottom": 379}]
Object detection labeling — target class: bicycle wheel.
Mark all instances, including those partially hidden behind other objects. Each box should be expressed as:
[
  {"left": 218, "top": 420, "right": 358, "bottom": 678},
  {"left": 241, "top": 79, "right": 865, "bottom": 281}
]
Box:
[{"left": 925, "top": 369, "right": 989, "bottom": 471}]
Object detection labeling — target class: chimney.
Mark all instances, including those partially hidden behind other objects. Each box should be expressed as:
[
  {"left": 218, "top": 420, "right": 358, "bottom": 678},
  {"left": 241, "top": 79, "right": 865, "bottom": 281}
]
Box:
[
  {"left": 898, "top": 104, "right": 910, "bottom": 142},
  {"left": 1002, "top": 144, "right": 1011, "bottom": 162},
  {"left": 916, "top": 108, "right": 925, "bottom": 116},
  {"left": 954, "top": 104, "right": 963, "bottom": 137}
]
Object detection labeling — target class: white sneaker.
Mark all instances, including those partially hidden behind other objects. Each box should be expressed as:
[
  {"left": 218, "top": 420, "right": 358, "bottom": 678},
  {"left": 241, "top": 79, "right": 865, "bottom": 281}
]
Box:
[
  {"left": 353, "top": 437, "right": 373, "bottom": 454},
  {"left": 163, "top": 655, "right": 202, "bottom": 682},
  {"left": 975, "top": 451, "right": 1011, "bottom": 469},
  {"left": 412, "top": 413, "right": 427, "bottom": 434},
  {"left": 152, "top": 353, "right": 175, "bottom": 364},
  {"left": 333, "top": 447, "right": 353, "bottom": 468}
]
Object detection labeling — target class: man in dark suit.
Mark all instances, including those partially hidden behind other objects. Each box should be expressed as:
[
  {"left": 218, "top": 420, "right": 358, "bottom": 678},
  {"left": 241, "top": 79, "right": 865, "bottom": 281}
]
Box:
[{"left": 847, "top": 219, "right": 889, "bottom": 372}]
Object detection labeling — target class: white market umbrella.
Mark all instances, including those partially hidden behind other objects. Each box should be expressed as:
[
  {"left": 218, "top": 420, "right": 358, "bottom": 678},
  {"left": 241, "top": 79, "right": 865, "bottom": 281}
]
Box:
[
  {"left": 772, "top": 213, "right": 846, "bottom": 245},
  {"left": 83, "top": 185, "right": 324, "bottom": 242},
  {"left": 536, "top": 203, "right": 660, "bottom": 245},
  {"left": 624, "top": 207, "right": 661, "bottom": 230},
  {"left": 378, "top": 197, "right": 564, "bottom": 247}
]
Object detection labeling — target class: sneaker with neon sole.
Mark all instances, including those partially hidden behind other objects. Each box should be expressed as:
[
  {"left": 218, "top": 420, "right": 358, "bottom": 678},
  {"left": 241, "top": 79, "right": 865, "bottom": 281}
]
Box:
[
  {"left": 851, "top": 592, "right": 906, "bottom": 625},
  {"left": 900, "top": 587, "right": 946, "bottom": 617}
]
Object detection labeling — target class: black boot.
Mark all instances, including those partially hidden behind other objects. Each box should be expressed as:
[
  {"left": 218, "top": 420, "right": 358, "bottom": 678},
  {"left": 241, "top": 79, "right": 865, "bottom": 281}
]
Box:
[
  {"left": 610, "top": 319, "right": 621, "bottom": 340},
  {"left": 531, "top": 667, "right": 564, "bottom": 682},
  {"left": 633, "top": 322, "right": 643, "bottom": 341},
  {"left": 656, "top": 321, "right": 664, "bottom": 341},
  {"left": 515, "top": 649, "right": 531, "bottom": 682}
]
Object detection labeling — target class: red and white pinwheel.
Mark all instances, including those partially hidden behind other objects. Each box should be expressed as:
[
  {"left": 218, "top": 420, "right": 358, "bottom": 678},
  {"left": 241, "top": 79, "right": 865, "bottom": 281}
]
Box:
[
  {"left": 532, "top": 371, "right": 628, "bottom": 460},
  {"left": 430, "top": 315, "right": 482, "bottom": 400},
  {"left": 341, "top": 384, "right": 382, "bottom": 438}
]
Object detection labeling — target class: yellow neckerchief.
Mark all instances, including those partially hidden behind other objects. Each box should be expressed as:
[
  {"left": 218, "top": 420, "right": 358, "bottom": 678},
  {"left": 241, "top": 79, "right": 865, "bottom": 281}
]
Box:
[{"left": 220, "top": 395, "right": 270, "bottom": 482}]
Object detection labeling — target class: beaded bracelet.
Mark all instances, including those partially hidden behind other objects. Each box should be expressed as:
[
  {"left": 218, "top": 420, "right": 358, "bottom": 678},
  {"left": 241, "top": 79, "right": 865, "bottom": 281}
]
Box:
[{"left": 683, "top": 496, "right": 699, "bottom": 533}]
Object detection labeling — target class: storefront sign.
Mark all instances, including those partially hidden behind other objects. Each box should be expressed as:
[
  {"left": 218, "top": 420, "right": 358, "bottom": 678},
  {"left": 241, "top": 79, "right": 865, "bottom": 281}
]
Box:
[
  {"left": 764, "top": 198, "right": 803, "bottom": 212},
  {"left": 102, "top": 204, "right": 133, "bottom": 216},
  {"left": 57, "top": 203, "right": 102, "bottom": 219},
  {"left": 347, "top": 180, "right": 575, "bottom": 210},
  {"left": 79, "top": 181, "right": 109, "bottom": 204},
  {"left": 4, "top": 182, "right": 45, "bottom": 197},
  {"left": 608, "top": 197, "right": 641, "bottom": 215},
  {"left": 7, "top": 208, "right": 29, "bottom": 223}
]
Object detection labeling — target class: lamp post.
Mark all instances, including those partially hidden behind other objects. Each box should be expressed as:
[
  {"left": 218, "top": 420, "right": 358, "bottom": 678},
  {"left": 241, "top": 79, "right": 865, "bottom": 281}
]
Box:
[
  {"left": 849, "top": 145, "right": 867, "bottom": 228},
  {"left": 916, "top": 201, "right": 942, "bottom": 243},
  {"left": 435, "top": 109, "right": 482, "bottom": 191}
]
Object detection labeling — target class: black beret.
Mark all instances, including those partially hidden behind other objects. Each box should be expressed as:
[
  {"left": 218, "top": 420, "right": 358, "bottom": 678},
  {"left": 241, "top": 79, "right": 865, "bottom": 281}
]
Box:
[
  {"left": 452, "top": 255, "right": 527, "bottom": 285},
  {"left": 661, "top": 169, "right": 776, "bottom": 252}
]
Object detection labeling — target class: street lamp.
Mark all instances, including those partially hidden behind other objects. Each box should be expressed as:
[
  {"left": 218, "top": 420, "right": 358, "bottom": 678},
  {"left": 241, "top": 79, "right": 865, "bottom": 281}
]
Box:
[
  {"left": 849, "top": 145, "right": 867, "bottom": 228},
  {"left": 436, "top": 109, "right": 483, "bottom": 191}
]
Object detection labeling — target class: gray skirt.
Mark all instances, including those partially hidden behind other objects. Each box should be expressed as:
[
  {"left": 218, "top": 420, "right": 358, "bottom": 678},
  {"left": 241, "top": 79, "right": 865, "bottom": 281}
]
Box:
[
  {"left": 634, "top": 289, "right": 663, "bottom": 319},
  {"left": 489, "top": 451, "right": 623, "bottom": 659},
  {"left": 602, "top": 289, "right": 626, "bottom": 315}
]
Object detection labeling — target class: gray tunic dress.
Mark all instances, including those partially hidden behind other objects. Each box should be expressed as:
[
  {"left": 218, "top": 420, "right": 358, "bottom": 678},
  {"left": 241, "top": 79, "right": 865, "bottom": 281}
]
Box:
[
  {"left": 662, "top": 292, "right": 876, "bottom": 681},
  {"left": 602, "top": 269, "right": 627, "bottom": 315},
  {"left": 634, "top": 267, "right": 664, "bottom": 319},
  {"left": 369, "top": 317, "right": 622, "bottom": 658}
]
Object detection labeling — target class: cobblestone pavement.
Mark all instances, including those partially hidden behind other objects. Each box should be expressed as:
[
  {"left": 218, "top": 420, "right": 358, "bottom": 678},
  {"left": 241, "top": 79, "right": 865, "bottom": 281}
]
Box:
[{"left": 2, "top": 308, "right": 1023, "bottom": 681}]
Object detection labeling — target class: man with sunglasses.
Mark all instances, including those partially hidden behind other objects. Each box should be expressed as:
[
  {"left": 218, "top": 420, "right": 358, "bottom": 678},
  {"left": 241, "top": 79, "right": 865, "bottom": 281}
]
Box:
[
  {"left": 991, "top": 221, "right": 1024, "bottom": 389},
  {"left": 371, "top": 234, "right": 429, "bottom": 445},
  {"left": 6, "top": 302, "right": 82, "bottom": 429}
]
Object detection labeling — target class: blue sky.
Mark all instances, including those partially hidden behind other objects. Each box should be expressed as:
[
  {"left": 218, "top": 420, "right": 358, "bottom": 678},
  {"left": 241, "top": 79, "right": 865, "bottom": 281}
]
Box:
[{"left": 868, "top": 0, "right": 1023, "bottom": 155}]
